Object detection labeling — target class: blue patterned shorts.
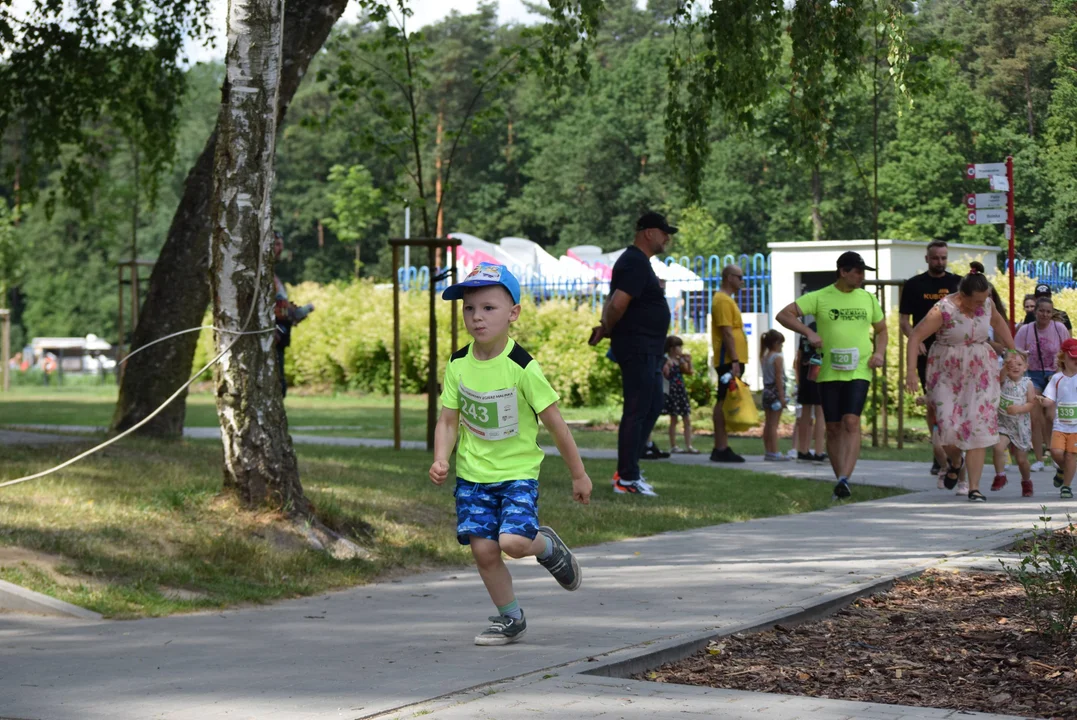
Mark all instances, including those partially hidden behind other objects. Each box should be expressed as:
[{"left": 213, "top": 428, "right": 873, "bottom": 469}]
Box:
[{"left": 454, "top": 478, "right": 539, "bottom": 546}]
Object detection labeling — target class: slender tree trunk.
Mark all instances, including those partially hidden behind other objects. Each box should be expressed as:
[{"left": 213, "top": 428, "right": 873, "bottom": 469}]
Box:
[
  {"left": 1024, "top": 67, "right": 1036, "bottom": 138},
  {"left": 210, "top": 0, "right": 307, "bottom": 513},
  {"left": 110, "top": 0, "right": 349, "bottom": 437},
  {"left": 810, "top": 163, "right": 823, "bottom": 242}
]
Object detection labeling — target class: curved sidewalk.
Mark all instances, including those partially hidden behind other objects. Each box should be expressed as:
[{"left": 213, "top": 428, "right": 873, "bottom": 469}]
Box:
[{"left": 0, "top": 428, "right": 1063, "bottom": 720}]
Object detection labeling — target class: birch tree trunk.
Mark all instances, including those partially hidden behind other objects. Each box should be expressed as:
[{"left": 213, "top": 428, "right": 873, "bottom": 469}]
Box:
[
  {"left": 210, "top": 0, "right": 308, "bottom": 514},
  {"left": 110, "top": 0, "right": 349, "bottom": 438}
]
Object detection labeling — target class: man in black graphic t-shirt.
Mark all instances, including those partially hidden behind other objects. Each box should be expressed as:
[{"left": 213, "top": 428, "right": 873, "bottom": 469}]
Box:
[
  {"left": 899, "top": 240, "right": 959, "bottom": 475},
  {"left": 899, "top": 241, "right": 961, "bottom": 389}
]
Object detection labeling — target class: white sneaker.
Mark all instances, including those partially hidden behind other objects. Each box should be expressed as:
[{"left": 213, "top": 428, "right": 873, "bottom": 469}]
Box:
[
  {"left": 956, "top": 480, "right": 969, "bottom": 495},
  {"left": 786, "top": 449, "right": 798, "bottom": 459},
  {"left": 1030, "top": 461, "right": 1045, "bottom": 472}
]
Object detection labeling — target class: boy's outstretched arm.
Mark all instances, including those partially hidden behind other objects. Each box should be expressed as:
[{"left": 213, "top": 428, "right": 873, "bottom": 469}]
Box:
[
  {"left": 538, "top": 403, "right": 592, "bottom": 504},
  {"left": 430, "top": 408, "right": 459, "bottom": 485}
]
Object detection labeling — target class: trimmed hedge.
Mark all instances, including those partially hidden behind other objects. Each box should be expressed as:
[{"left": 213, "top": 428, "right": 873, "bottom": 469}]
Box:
[{"left": 193, "top": 280, "right": 723, "bottom": 410}]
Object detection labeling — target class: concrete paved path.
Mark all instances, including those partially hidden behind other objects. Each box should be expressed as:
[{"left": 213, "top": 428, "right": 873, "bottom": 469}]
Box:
[
  {"left": 0, "top": 428, "right": 86, "bottom": 447},
  {"left": 0, "top": 423, "right": 1066, "bottom": 720}
]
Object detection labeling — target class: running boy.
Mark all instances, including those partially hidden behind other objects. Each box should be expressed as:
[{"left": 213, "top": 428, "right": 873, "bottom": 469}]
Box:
[
  {"left": 1039, "top": 337, "right": 1077, "bottom": 500},
  {"left": 430, "top": 263, "right": 594, "bottom": 645}
]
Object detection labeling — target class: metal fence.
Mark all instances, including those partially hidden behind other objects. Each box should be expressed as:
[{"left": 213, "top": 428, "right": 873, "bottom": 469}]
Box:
[
  {"left": 399, "top": 251, "right": 1075, "bottom": 328},
  {"left": 397, "top": 252, "right": 772, "bottom": 335},
  {"left": 1003, "top": 258, "right": 1076, "bottom": 291}
]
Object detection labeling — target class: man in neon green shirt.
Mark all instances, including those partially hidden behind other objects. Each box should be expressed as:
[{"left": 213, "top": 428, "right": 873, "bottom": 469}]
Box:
[
  {"left": 430, "top": 262, "right": 593, "bottom": 646},
  {"left": 776, "top": 251, "right": 887, "bottom": 500}
]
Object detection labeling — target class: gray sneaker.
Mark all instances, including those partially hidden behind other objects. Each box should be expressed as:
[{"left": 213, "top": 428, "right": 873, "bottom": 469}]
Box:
[
  {"left": 474, "top": 611, "right": 527, "bottom": 646},
  {"left": 536, "top": 526, "right": 581, "bottom": 591}
]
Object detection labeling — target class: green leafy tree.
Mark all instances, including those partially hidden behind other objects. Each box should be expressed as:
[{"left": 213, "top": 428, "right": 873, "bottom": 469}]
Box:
[
  {"left": 0, "top": 201, "right": 23, "bottom": 308},
  {"left": 0, "top": 1, "right": 214, "bottom": 210},
  {"left": 1041, "top": 0, "right": 1077, "bottom": 261},
  {"left": 320, "top": 1, "right": 528, "bottom": 240},
  {"left": 670, "top": 206, "right": 734, "bottom": 260},
  {"left": 323, "top": 164, "right": 384, "bottom": 277}
]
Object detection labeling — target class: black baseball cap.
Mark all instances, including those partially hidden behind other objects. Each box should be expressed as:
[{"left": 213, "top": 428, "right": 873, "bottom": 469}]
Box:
[
  {"left": 1034, "top": 283, "right": 1052, "bottom": 298},
  {"left": 636, "top": 211, "right": 678, "bottom": 234},
  {"left": 836, "top": 251, "right": 875, "bottom": 271}
]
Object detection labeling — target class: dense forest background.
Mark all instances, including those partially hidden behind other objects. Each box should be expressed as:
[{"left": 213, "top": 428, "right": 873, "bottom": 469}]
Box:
[{"left": 1, "top": 0, "right": 1074, "bottom": 352}]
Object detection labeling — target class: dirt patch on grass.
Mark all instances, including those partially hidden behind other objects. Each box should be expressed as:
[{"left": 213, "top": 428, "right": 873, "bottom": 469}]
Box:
[
  {"left": 641, "top": 570, "right": 1077, "bottom": 719},
  {"left": 0, "top": 546, "right": 103, "bottom": 590}
]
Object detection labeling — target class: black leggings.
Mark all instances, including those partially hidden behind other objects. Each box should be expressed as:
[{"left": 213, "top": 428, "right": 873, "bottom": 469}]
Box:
[{"left": 819, "top": 380, "right": 871, "bottom": 424}]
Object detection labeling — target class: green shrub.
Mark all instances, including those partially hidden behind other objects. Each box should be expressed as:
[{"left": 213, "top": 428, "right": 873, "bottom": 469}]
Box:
[
  {"left": 683, "top": 337, "right": 713, "bottom": 408},
  {"left": 273, "top": 281, "right": 624, "bottom": 407},
  {"left": 188, "top": 281, "right": 729, "bottom": 409},
  {"left": 1003, "top": 511, "right": 1077, "bottom": 645}
]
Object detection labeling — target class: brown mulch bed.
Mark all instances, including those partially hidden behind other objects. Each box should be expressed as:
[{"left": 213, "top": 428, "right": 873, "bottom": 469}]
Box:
[
  {"left": 640, "top": 570, "right": 1077, "bottom": 719},
  {"left": 1010, "top": 525, "right": 1077, "bottom": 555}
]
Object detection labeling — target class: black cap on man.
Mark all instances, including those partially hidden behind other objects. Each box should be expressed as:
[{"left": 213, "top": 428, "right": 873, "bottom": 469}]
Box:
[
  {"left": 836, "top": 251, "right": 875, "bottom": 272},
  {"left": 636, "top": 211, "right": 679, "bottom": 235}
]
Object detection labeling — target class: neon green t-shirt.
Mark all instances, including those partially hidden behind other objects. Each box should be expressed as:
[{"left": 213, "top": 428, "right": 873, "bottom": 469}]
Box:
[
  {"left": 795, "top": 284, "right": 884, "bottom": 382},
  {"left": 440, "top": 339, "right": 560, "bottom": 483}
]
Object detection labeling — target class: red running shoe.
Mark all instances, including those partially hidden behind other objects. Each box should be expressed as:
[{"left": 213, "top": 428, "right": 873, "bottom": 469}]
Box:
[
  {"left": 1021, "top": 479, "right": 1034, "bottom": 497},
  {"left": 991, "top": 473, "right": 1007, "bottom": 492}
]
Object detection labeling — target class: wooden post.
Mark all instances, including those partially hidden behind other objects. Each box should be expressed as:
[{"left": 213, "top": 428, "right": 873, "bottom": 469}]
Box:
[
  {"left": 392, "top": 244, "right": 401, "bottom": 451},
  {"left": 0, "top": 309, "right": 10, "bottom": 392},
  {"left": 450, "top": 244, "right": 458, "bottom": 352},
  {"left": 897, "top": 316, "right": 905, "bottom": 450},
  {"left": 881, "top": 311, "right": 889, "bottom": 449},
  {"left": 389, "top": 237, "right": 461, "bottom": 451},
  {"left": 427, "top": 245, "right": 437, "bottom": 452},
  {"left": 871, "top": 369, "right": 878, "bottom": 447},
  {"left": 131, "top": 264, "right": 140, "bottom": 331},
  {"left": 116, "top": 264, "right": 125, "bottom": 382}
]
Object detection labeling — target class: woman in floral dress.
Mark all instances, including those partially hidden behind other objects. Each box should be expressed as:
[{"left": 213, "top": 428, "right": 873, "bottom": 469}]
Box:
[{"left": 905, "top": 268, "right": 1015, "bottom": 502}]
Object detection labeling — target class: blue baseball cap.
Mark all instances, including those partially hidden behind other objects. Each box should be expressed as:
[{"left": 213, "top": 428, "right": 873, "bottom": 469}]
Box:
[{"left": 442, "top": 262, "right": 521, "bottom": 304}]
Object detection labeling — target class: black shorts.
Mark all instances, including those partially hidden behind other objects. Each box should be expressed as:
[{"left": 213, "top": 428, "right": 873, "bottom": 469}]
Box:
[
  {"left": 819, "top": 380, "right": 871, "bottom": 424},
  {"left": 796, "top": 377, "right": 821, "bottom": 406},
  {"left": 715, "top": 363, "right": 744, "bottom": 402},
  {"left": 916, "top": 354, "right": 928, "bottom": 391}
]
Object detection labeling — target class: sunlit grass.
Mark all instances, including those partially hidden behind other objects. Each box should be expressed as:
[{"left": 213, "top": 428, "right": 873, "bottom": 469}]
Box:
[{"left": 0, "top": 438, "right": 904, "bottom": 618}]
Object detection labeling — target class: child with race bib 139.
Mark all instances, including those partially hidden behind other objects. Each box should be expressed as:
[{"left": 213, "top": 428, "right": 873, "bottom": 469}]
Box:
[
  {"left": 429, "top": 262, "right": 593, "bottom": 646},
  {"left": 1038, "top": 337, "right": 1077, "bottom": 500}
]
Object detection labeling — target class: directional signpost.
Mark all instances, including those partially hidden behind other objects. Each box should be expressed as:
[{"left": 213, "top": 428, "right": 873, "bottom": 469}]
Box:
[{"left": 963, "top": 157, "right": 1015, "bottom": 329}]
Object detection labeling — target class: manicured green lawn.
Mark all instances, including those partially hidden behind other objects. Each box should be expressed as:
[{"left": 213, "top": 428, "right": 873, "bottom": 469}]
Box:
[
  {"left": 0, "top": 386, "right": 931, "bottom": 460},
  {"left": 0, "top": 438, "right": 904, "bottom": 618}
]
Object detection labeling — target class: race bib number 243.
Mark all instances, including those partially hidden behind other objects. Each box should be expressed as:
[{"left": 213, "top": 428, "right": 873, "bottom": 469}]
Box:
[{"left": 459, "top": 384, "right": 520, "bottom": 441}]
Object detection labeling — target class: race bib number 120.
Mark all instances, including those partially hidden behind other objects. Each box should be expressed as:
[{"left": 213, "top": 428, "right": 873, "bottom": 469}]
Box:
[
  {"left": 830, "top": 347, "right": 860, "bottom": 372},
  {"left": 459, "top": 384, "right": 520, "bottom": 441}
]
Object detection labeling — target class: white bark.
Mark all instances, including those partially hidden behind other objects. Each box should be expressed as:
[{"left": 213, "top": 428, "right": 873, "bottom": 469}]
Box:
[{"left": 210, "top": 0, "right": 308, "bottom": 513}]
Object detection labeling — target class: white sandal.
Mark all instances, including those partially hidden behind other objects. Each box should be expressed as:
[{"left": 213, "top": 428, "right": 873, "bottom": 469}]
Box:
[{"left": 669, "top": 446, "right": 683, "bottom": 453}]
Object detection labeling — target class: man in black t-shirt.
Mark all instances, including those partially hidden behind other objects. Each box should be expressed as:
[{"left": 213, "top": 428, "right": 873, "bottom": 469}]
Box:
[
  {"left": 594, "top": 211, "right": 675, "bottom": 496},
  {"left": 899, "top": 240, "right": 959, "bottom": 475}
]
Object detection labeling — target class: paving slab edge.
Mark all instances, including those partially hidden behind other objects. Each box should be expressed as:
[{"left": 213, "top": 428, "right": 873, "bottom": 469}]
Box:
[
  {"left": 357, "top": 522, "right": 1051, "bottom": 720},
  {"left": 0, "top": 578, "right": 102, "bottom": 620}
]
